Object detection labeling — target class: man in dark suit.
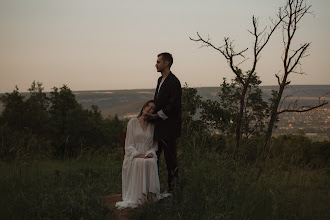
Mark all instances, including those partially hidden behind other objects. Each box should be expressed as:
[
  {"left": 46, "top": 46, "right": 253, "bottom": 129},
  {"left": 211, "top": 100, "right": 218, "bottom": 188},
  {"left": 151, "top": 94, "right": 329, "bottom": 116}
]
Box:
[{"left": 145, "top": 52, "right": 182, "bottom": 191}]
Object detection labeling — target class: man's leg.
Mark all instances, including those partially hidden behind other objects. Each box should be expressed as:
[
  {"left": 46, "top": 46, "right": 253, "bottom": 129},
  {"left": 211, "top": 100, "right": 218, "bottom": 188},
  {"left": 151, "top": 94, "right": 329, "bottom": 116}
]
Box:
[
  {"left": 156, "top": 141, "right": 163, "bottom": 169},
  {"left": 162, "top": 139, "right": 178, "bottom": 191}
]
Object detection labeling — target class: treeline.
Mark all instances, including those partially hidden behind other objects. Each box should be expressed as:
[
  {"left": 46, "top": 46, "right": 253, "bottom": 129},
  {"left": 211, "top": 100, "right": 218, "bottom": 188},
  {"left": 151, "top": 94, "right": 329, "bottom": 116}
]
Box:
[
  {"left": 0, "top": 81, "right": 328, "bottom": 168},
  {"left": 0, "top": 81, "right": 126, "bottom": 160},
  {"left": 1, "top": 82, "right": 328, "bottom": 219},
  {"left": 181, "top": 86, "right": 329, "bottom": 169}
]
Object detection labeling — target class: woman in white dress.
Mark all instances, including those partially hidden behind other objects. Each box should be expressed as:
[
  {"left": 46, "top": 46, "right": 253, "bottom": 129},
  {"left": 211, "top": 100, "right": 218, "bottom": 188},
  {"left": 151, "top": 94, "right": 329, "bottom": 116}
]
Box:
[{"left": 115, "top": 100, "right": 160, "bottom": 209}]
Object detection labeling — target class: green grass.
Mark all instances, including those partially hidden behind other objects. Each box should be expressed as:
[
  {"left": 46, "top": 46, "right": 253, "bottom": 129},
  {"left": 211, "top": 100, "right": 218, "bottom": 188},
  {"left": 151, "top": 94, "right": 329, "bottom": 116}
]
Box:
[
  {"left": 0, "top": 138, "right": 329, "bottom": 219},
  {"left": 131, "top": 135, "right": 330, "bottom": 220},
  {"left": 0, "top": 150, "right": 122, "bottom": 219},
  {"left": 132, "top": 156, "right": 329, "bottom": 220}
]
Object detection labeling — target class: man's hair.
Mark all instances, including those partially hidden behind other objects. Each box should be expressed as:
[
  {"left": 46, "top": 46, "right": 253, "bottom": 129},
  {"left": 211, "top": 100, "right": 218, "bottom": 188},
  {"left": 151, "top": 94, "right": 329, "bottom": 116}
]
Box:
[{"left": 158, "top": 52, "right": 173, "bottom": 68}]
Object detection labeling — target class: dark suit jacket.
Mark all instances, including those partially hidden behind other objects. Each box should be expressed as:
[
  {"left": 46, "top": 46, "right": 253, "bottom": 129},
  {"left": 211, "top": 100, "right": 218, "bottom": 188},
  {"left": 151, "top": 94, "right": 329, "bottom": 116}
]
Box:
[{"left": 154, "top": 72, "right": 182, "bottom": 141}]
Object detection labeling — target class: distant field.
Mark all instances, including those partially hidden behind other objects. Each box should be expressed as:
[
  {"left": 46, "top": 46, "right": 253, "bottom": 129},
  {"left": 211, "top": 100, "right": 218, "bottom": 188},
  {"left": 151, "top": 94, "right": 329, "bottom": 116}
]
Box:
[
  {"left": 73, "top": 85, "right": 330, "bottom": 118},
  {"left": 101, "top": 99, "right": 147, "bottom": 118},
  {"left": 0, "top": 85, "right": 329, "bottom": 118},
  {"left": 74, "top": 89, "right": 154, "bottom": 118}
]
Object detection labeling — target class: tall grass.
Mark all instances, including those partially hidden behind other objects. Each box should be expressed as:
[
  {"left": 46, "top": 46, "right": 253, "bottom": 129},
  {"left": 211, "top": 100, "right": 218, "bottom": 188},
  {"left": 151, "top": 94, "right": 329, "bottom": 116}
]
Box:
[
  {"left": 132, "top": 133, "right": 330, "bottom": 220},
  {"left": 1, "top": 132, "right": 329, "bottom": 219},
  {"left": 0, "top": 149, "right": 122, "bottom": 219}
]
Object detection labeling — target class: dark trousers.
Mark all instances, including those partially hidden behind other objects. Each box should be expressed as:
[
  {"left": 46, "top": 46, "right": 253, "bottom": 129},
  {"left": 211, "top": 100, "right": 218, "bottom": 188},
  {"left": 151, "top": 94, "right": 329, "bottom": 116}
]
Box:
[{"left": 156, "top": 138, "right": 178, "bottom": 191}]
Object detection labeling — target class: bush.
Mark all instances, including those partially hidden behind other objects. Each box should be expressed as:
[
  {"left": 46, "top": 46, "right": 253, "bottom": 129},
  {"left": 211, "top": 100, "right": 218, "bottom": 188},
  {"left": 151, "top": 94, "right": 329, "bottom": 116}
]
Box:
[
  {"left": 270, "top": 134, "right": 330, "bottom": 168},
  {"left": 0, "top": 82, "right": 126, "bottom": 160},
  {"left": 132, "top": 129, "right": 330, "bottom": 220}
]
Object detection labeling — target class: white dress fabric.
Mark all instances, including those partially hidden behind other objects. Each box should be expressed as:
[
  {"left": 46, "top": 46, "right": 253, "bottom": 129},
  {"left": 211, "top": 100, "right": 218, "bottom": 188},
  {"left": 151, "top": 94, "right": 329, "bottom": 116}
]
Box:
[{"left": 115, "top": 118, "right": 160, "bottom": 209}]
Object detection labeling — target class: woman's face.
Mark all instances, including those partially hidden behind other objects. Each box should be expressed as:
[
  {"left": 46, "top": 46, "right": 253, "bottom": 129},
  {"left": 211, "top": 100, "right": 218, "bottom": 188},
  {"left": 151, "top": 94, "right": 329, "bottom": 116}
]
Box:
[{"left": 143, "top": 102, "right": 156, "bottom": 115}]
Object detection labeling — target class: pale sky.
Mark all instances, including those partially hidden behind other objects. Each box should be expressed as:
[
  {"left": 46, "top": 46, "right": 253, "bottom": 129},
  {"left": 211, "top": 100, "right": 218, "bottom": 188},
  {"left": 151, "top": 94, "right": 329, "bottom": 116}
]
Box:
[{"left": 0, "top": 0, "right": 329, "bottom": 93}]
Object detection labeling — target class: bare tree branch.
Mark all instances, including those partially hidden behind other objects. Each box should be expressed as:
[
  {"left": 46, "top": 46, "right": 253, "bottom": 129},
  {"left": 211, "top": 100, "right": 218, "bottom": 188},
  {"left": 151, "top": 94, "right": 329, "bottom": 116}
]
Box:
[
  {"left": 190, "top": 32, "right": 248, "bottom": 86},
  {"left": 263, "top": 0, "right": 319, "bottom": 157},
  {"left": 275, "top": 74, "right": 281, "bottom": 86},
  {"left": 287, "top": 43, "right": 310, "bottom": 73},
  {"left": 277, "top": 102, "right": 328, "bottom": 114}
]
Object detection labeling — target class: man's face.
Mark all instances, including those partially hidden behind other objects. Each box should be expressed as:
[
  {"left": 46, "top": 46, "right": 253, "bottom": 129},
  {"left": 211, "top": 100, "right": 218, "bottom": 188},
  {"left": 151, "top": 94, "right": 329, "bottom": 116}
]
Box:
[{"left": 155, "top": 55, "right": 168, "bottom": 73}]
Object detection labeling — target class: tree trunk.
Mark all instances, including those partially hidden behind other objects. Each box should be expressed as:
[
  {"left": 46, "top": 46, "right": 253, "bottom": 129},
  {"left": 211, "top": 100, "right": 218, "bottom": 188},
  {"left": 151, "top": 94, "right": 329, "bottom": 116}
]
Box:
[
  {"left": 263, "top": 82, "right": 286, "bottom": 158},
  {"left": 235, "top": 82, "right": 249, "bottom": 151}
]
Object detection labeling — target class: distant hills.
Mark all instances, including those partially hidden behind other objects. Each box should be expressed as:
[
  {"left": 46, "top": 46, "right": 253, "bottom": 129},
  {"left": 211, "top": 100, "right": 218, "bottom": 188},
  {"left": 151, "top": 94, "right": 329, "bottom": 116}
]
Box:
[
  {"left": 0, "top": 85, "right": 328, "bottom": 138},
  {"left": 0, "top": 85, "right": 328, "bottom": 119},
  {"left": 72, "top": 85, "right": 330, "bottom": 118},
  {"left": 74, "top": 89, "right": 154, "bottom": 118}
]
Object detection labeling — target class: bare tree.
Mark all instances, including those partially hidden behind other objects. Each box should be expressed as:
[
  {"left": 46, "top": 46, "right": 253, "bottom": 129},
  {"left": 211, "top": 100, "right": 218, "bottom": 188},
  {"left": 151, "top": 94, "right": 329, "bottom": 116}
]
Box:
[
  {"left": 190, "top": 14, "right": 283, "bottom": 152},
  {"left": 263, "top": 0, "right": 328, "bottom": 156}
]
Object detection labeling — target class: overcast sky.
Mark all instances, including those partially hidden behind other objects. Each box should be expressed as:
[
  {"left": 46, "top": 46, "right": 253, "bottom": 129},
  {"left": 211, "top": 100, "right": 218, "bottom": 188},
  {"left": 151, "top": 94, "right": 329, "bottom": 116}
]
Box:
[{"left": 1, "top": 0, "right": 329, "bottom": 93}]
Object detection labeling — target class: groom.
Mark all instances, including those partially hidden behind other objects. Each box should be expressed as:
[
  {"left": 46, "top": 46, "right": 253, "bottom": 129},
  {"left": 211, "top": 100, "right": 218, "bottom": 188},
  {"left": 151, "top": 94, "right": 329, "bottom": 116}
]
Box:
[{"left": 145, "top": 52, "right": 182, "bottom": 191}]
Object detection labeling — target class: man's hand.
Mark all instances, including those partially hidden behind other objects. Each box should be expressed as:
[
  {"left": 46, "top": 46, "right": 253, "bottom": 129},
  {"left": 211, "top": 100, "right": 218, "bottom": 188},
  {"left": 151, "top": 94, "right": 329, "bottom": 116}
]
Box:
[
  {"left": 145, "top": 153, "right": 153, "bottom": 158},
  {"left": 144, "top": 112, "right": 159, "bottom": 120}
]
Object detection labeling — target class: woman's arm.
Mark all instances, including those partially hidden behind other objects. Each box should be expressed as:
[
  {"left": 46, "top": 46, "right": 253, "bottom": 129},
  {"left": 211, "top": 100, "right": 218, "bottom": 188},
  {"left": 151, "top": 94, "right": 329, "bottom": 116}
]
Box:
[
  {"left": 124, "top": 119, "right": 140, "bottom": 159},
  {"left": 146, "top": 140, "right": 158, "bottom": 158}
]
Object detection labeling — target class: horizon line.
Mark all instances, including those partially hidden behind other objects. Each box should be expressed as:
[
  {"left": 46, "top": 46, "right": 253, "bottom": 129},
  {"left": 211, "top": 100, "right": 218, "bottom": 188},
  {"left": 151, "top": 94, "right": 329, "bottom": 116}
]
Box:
[{"left": 1, "top": 84, "right": 329, "bottom": 94}]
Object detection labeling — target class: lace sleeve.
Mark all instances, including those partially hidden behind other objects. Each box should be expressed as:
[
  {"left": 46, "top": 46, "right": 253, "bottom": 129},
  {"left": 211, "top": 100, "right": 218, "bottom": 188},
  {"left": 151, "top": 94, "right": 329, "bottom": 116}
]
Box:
[
  {"left": 124, "top": 119, "right": 140, "bottom": 159},
  {"left": 146, "top": 140, "right": 158, "bottom": 158}
]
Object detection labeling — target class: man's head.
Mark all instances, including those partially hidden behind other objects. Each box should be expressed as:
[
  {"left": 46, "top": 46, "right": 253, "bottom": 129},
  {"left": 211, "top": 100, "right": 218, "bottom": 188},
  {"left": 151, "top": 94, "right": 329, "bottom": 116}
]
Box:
[{"left": 156, "top": 52, "right": 173, "bottom": 73}]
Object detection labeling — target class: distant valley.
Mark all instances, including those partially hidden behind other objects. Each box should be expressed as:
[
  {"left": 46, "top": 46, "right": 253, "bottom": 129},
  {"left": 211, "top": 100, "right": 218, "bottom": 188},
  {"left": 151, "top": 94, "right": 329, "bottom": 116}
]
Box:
[
  {"left": 72, "top": 85, "right": 330, "bottom": 118},
  {"left": 1, "top": 85, "right": 329, "bottom": 138},
  {"left": 73, "top": 85, "right": 330, "bottom": 139}
]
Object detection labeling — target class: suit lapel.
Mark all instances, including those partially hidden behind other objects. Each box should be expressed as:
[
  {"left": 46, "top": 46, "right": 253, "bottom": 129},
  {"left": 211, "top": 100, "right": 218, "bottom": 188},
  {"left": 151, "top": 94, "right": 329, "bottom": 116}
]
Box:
[
  {"left": 157, "top": 72, "right": 172, "bottom": 98},
  {"left": 155, "top": 77, "right": 162, "bottom": 99}
]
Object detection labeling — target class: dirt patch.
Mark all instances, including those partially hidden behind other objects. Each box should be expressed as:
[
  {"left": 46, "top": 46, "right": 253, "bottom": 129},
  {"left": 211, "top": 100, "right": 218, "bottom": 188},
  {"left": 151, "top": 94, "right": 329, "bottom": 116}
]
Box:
[{"left": 104, "top": 194, "right": 133, "bottom": 220}]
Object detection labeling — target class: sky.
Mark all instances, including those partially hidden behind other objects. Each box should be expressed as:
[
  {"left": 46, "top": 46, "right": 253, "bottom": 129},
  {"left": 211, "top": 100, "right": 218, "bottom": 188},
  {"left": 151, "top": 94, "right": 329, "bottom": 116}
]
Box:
[{"left": 0, "top": 0, "right": 329, "bottom": 93}]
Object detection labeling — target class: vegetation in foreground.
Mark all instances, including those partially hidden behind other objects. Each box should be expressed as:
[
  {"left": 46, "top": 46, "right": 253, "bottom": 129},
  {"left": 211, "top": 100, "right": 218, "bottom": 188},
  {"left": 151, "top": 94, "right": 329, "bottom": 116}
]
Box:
[
  {"left": 0, "top": 83, "right": 329, "bottom": 219},
  {"left": 0, "top": 151, "right": 122, "bottom": 219},
  {"left": 0, "top": 134, "right": 329, "bottom": 219},
  {"left": 133, "top": 133, "right": 330, "bottom": 220}
]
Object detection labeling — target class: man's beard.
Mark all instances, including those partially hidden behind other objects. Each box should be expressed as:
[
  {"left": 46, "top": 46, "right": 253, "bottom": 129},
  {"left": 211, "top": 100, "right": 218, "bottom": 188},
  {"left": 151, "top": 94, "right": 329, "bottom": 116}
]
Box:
[{"left": 157, "top": 67, "right": 164, "bottom": 73}]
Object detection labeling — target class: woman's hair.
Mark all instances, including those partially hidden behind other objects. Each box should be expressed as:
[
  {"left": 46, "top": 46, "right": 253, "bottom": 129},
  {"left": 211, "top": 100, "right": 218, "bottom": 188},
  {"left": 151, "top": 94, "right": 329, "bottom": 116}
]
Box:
[{"left": 137, "top": 100, "right": 156, "bottom": 117}]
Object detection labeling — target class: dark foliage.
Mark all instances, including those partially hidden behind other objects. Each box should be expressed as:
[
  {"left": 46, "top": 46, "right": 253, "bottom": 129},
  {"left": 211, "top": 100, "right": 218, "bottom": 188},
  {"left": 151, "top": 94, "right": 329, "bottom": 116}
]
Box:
[{"left": 0, "top": 82, "right": 126, "bottom": 160}]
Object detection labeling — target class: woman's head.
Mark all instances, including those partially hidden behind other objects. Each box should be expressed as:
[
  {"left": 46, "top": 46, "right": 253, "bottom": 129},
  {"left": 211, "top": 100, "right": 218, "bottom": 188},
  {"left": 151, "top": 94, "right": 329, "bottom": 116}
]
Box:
[{"left": 138, "top": 100, "right": 156, "bottom": 117}]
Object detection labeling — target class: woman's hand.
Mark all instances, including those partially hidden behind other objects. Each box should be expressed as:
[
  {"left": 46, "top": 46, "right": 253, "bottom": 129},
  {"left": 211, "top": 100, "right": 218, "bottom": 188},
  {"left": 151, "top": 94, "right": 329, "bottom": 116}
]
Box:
[
  {"left": 135, "top": 153, "right": 153, "bottom": 158},
  {"left": 135, "top": 154, "right": 146, "bottom": 158}
]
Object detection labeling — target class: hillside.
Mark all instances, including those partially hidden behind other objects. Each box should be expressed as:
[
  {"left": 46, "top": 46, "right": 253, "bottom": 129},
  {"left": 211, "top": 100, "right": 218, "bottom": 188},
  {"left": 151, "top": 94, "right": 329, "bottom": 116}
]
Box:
[
  {"left": 73, "top": 89, "right": 154, "bottom": 118},
  {"left": 0, "top": 85, "right": 329, "bottom": 137},
  {"left": 73, "top": 85, "right": 329, "bottom": 138},
  {"left": 72, "top": 85, "right": 330, "bottom": 118}
]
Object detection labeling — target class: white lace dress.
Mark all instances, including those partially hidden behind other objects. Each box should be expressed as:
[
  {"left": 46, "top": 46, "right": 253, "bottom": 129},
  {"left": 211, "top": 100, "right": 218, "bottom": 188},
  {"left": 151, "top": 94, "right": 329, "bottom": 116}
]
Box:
[{"left": 115, "top": 118, "right": 160, "bottom": 209}]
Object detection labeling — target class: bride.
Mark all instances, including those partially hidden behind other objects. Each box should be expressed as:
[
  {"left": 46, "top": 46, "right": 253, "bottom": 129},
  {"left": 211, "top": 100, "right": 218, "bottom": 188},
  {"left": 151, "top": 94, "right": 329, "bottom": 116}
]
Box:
[{"left": 115, "top": 100, "right": 160, "bottom": 209}]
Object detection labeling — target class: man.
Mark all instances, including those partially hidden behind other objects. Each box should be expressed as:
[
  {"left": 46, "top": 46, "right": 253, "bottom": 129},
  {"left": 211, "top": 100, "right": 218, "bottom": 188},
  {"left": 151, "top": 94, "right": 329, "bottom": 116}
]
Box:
[{"left": 145, "top": 52, "right": 182, "bottom": 191}]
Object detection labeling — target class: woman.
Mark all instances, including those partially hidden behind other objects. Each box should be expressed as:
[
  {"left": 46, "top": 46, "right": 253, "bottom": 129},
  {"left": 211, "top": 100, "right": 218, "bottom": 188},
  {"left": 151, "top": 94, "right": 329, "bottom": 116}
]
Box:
[{"left": 115, "top": 100, "right": 160, "bottom": 209}]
